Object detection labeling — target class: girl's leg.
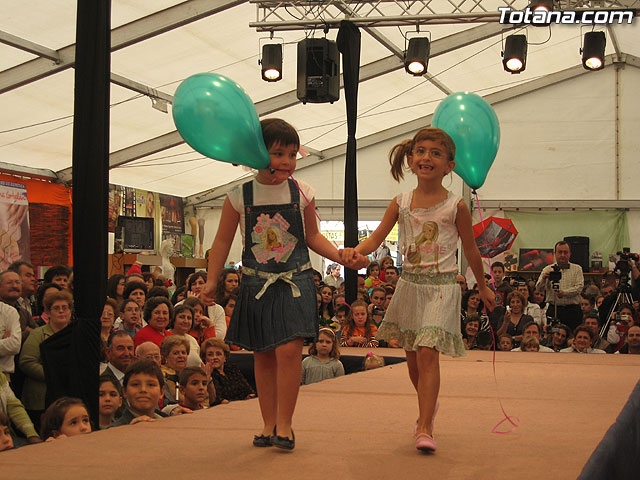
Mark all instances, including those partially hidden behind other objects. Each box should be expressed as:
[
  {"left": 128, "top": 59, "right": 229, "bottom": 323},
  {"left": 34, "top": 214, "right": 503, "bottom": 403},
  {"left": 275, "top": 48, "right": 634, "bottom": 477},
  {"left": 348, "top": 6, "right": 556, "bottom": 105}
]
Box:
[
  {"left": 274, "top": 337, "right": 304, "bottom": 439},
  {"left": 405, "top": 350, "right": 419, "bottom": 392},
  {"left": 254, "top": 349, "right": 278, "bottom": 436},
  {"left": 415, "top": 346, "right": 440, "bottom": 437}
]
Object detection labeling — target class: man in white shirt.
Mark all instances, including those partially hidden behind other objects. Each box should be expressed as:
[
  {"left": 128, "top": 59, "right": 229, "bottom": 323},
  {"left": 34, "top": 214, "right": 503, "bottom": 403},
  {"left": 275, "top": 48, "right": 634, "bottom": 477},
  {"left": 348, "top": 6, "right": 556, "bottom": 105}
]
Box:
[
  {"left": 536, "top": 241, "right": 584, "bottom": 332},
  {"left": 0, "top": 302, "right": 21, "bottom": 375}
]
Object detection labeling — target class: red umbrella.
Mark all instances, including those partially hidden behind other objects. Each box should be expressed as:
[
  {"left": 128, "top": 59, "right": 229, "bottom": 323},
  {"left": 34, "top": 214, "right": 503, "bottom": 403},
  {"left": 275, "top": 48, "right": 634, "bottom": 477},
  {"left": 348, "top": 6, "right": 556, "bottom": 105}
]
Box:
[{"left": 473, "top": 216, "right": 518, "bottom": 258}]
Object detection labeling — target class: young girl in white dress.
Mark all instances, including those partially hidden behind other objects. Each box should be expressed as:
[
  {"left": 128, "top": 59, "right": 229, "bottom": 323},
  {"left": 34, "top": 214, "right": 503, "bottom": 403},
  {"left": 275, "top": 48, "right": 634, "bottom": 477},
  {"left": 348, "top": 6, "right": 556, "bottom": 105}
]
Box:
[{"left": 343, "top": 128, "right": 495, "bottom": 453}]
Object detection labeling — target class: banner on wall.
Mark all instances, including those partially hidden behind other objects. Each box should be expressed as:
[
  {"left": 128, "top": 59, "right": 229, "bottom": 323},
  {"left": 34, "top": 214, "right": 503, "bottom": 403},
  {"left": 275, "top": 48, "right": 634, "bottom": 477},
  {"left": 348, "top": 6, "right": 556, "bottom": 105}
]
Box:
[
  {"left": 0, "top": 180, "right": 30, "bottom": 270},
  {"left": 136, "top": 189, "right": 157, "bottom": 218},
  {"left": 108, "top": 186, "right": 123, "bottom": 233},
  {"left": 159, "top": 194, "right": 184, "bottom": 234}
]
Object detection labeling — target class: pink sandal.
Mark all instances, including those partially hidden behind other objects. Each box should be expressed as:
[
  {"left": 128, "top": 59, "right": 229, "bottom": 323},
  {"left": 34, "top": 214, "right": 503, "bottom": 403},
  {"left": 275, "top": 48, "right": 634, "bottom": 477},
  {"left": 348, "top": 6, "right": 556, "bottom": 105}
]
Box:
[{"left": 415, "top": 433, "right": 437, "bottom": 452}]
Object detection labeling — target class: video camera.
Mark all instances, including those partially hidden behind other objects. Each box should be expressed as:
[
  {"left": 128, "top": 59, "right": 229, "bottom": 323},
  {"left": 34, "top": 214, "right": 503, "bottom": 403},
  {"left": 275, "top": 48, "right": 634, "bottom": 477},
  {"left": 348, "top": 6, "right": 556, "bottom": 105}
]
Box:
[
  {"left": 548, "top": 264, "right": 563, "bottom": 290},
  {"left": 614, "top": 248, "right": 639, "bottom": 285}
]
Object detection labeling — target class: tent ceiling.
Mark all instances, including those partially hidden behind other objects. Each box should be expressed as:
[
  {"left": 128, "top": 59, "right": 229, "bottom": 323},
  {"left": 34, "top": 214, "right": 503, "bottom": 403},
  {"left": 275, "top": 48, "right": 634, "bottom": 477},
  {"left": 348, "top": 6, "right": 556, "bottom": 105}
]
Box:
[{"left": 0, "top": 1, "right": 638, "bottom": 198}]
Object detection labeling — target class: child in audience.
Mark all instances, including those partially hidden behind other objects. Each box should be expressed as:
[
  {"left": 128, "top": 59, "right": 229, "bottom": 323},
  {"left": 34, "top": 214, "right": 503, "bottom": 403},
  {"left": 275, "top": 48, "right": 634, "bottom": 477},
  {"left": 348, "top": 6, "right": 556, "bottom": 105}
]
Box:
[
  {"left": 301, "top": 328, "right": 345, "bottom": 385},
  {"left": 184, "top": 297, "right": 216, "bottom": 344},
  {"left": 334, "top": 304, "right": 350, "bottom": 339},
  {"left": 99, "top": 376, "right": 123, "bottom": 429},
  {"left": 520, "top": 335, "right": 540, "bottom": 352},
  {"left": 340, "top": 300, "right": 379, "bottom": 348},
  {"left": 363, "top": 353, "right": 385, "bottom": 370},
  {"left": 178, "top": 367, "right": 210, "bottom": 410},
  {"left": 498, "top": 334, "right": 513, "bottom": 352},
  {"left": 318, "top": 285, "right": 335, "bottom": 328},
  {"left": 111, "top": 359, "right": 167, "bottom": 427},
  {"left": 0, "top": 413, "right": 14, "bottom": 451},
  {"left": 40, "top": 397, "right": 91, "bottom": 440},
  {"left": 200, "top": 118, "right": 356, "bottom": 450},
  {"left": 364, "top": 261, "right": 383, "bottom": 291}
]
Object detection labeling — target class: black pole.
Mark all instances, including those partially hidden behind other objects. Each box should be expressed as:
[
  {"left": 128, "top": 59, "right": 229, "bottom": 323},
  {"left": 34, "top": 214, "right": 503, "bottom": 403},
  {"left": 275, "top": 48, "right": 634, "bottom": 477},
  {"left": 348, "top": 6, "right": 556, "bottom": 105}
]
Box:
[
  {"left": 70, "top": 0, "right": 111, "bottom": 426},
  {"left": 337, "top": 21, "right": 361, "bottom": 305}
]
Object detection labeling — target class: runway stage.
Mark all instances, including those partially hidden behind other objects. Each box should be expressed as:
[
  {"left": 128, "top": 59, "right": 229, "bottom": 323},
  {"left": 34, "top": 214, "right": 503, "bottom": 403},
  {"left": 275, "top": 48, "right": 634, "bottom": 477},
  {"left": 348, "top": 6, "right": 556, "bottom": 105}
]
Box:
[{"left": 4, "top": 349, "right": 640, "bottom": 479}]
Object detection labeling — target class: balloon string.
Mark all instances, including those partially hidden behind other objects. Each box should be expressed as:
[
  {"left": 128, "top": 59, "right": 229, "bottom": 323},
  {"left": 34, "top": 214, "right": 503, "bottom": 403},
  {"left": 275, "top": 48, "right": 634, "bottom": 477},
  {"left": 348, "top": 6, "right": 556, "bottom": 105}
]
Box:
[
  {"left": 289, "top": 174, "right": 340, "bottom": 249},
  {"left": 475, "top": 191, "right": 520, "bottom": 434}
]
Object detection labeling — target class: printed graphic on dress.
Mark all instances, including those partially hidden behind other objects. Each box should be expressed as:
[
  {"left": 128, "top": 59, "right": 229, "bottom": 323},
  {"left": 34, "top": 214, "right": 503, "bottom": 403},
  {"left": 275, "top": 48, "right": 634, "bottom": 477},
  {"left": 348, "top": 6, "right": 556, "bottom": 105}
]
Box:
[
  {"left": 406, "top": 219, "right": 440, "bottom": 274},
  {"left": 251, "top": 213, "right": 297, "bottom": 264}
]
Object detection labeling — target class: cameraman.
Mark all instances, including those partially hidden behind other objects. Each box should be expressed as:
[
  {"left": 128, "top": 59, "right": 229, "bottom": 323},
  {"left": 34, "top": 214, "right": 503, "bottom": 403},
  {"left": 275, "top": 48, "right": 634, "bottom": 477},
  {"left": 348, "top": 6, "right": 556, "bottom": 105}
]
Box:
[{"left": 535, "top": 241, "right": 584, "bottom": 331}]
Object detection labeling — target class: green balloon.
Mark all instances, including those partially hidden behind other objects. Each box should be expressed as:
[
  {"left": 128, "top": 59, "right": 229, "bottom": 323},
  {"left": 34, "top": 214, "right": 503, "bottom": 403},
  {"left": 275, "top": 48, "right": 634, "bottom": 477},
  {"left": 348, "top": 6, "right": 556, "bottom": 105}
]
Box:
[
  {"left": 433, "top": 92, "right": 500, "bottom": 190},
  {"left": 172, "top": 73, "right": 270, "bottom": 169}
]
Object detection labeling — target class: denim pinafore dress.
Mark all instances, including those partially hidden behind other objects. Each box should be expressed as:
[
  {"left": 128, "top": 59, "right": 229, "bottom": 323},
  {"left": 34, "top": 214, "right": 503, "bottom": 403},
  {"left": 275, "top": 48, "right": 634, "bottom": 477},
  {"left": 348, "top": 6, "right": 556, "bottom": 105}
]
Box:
[{"left": 225, "top": 179, "right": 318, "bottom": 352}]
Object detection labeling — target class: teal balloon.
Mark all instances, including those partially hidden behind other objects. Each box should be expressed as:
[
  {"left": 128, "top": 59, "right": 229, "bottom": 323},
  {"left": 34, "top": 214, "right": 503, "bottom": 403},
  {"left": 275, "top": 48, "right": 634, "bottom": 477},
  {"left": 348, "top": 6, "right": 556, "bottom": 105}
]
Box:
[
  {"left": 172, "top": 73, "right": 270, "bottom": 169},
  {"left": 432, "top": 92, "right": 500, "bottom": 190}
]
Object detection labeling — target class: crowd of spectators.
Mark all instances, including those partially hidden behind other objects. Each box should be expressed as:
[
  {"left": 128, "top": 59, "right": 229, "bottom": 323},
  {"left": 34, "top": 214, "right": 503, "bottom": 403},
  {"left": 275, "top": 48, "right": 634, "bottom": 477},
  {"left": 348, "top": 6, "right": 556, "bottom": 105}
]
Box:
[{"left": 1, "top": 245, "right": 639, "bottom": 451}]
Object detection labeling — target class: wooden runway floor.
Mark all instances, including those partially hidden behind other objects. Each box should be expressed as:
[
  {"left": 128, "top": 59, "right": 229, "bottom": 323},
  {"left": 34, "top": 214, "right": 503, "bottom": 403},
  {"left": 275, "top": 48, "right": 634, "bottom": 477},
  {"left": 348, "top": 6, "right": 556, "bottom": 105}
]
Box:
[{"left": 4, "top": 348, "right": 640, "bottom": 480}]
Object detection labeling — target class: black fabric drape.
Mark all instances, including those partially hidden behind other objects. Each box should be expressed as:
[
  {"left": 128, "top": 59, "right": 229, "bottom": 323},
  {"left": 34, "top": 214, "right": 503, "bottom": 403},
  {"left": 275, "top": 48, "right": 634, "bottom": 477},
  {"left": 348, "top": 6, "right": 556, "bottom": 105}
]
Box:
[
  {"left": 42, "top": 1, "right": 110, "bottom": 427},
  {"left": 337, "top": 21, "right": 361, "bottom": 305}
]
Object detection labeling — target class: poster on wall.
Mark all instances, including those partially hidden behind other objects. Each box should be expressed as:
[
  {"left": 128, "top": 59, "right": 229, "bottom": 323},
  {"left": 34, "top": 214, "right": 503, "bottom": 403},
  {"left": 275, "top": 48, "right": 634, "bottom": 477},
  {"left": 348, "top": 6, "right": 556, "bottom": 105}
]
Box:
[
  {"left": 124, "top": 187, "right": 136, "bottom": 217},
  {"left": 136, "top": 189, "right": 157, "bottom": 218},
  {"left": 0, "top": 180, "right": 30, "bottom": 270},
  {"left": 159, "top": 194, "right": 184, "bottom": 234},
  {"left": 108, "top": 186, "right": 123, "bottom": 233}
]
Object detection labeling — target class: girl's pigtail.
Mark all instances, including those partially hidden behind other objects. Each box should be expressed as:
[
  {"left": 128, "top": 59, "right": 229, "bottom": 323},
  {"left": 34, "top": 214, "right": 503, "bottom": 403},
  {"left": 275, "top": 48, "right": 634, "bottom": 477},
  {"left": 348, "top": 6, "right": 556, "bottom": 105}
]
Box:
[{"left": 389, "top": 139, "right": 413, "bottom": 182}]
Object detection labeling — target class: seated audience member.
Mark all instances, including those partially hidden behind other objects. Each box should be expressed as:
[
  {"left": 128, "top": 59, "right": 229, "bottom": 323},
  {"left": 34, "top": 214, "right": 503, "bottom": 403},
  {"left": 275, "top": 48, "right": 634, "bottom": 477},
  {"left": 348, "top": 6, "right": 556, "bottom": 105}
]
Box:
[
  {"left": 102, "top": 331, "right": 135, "bottom": 387},
  {"left": 618, "top": 325, "right": 640, "bottom": 354},
  {"left": 462, "top": 315, "right": 481, "bottom": 350},
  {"left": 580, "top": 296, "right": 597, "bottom": 319},
  {"left": 111, "top": 359, "right": 168, "bottom": 427},
  {"left": 183, "top": 297, "right": 216, "bottom": 344},
  {"left": 541, "top": 323, "right": 571, "bottom": 352},
  {"left": 363, "top": 353, "right": 385, "bottom": 370},
  {"left": 148, "top": 286, "right": 170, "bottom": 300},
  {"left": 356, "top": 288, "right": 370, "bottom": 303},
  {"left": 124, "top": 281, "right": 148, "bottom": 311},
  {"left": 340, "top": 300, "right": 379, "bottom": 348},
  {"left": 498, "top": 334, "right": 513, "bottom": 352},
  {"left": 517, "top": 282, "right": 544, "bottom": 326},
  {"left": 497, "top": 291, "right": 534, "bottom": 346},
  {"left": 170, "top": 305, "right": 200, "bottom": 367},
  {"left": 1, "top": 413, "right": 14, "bottom": 451},
  {"left": 312, "top": 269, "right": 322, "bottom": 290},
  {"left": 461, "top": 289, "right": 488, "bottom": 332},
  {"left": 561, "top": 326, "right": 606, "bottom": 354},
  {"left": 364, "top": 261, "right": 383, "bottom": 291},
  {"left": 43, "top": 266, "right": 70, "bottom": 290},
  {"left": 100, "top": 298, "right": 118, "bottom": 343},
  {"left": 177, "top": 367, "right": 215, "bottom": 410},
  {"left": 475, "top": 331, "right": 494, "bottom": 351},
  {"left": 107, "top": 274, "right": 126, "bottom": 305},
  {"left": 383, "top": 287, "right": 395, "bottom": 310},
  {"left": 0, "top": 371, "right": 41, "bottom": 444},
  {"left": 201, "top": 338, "right": 255, "bottom": 404},
  {"left": 134, "top": 297, "right": 173, "bottom": 349},
  {"left": 98, "top": 375, "right": 123, "bottom": 429},
  {"left": 490, "top": 262, "right": 506, "bottom": 290},
  {"left": 19, "top": 290, "right": 73, "bottom": 431},
  {"left": 142, "top": 272, "right": 155, "bottom": 292},
  {"left": 0, "top": 270, "right": 38, "bottom": 344},
  {"left": 334, "top": 305, "right": 350, "bottom": 341},
  {"left": 377, "top": 256, "right": 394, "bottom": 283},
  {"left": 606, "top": 303, "right": 638, "bottom": 352},
  {"left": 456, "top": 274, "right": 468, "bottom": 293},
  {"left": 301, "top": 328, "right": 345, "bottom": 386},
  {"left": 171, "top": 286, "right": 187, "bottom": 306},
  {"left": 160, "top": 336, "right": 190, "bottom": 406},
  {"left": 136, "top": 342, "right": 161, "bottom": 366},
  {"left": 40, "top": 397, "right": 91, "bottom": 441},
  {"left": 368, "top": 287, "right": 386, "bottom": 328},
  {"left": 595, "top": 295, "right": 605, "bottom": 311},
  {"left": 385, "top": 266, "right": 400, "bottom": 287},
  {"left": 583, "top": 313, "right": 609, "bottom": 351},
  {"left": 113, "top": 299, "right": 142, "bottom": 337},
  {"left": 318, "top": 285, "right": 335, "bottom": 328},
  {"left": 582, "top": 282, "right": 600, "bottom": 299},
  {"left": 511, "top": 321, "right": 554, "bottom": 352},
  {"left": 184, "top": 271, "right": 227, "bottom": 339},
  {"left": 214, "top": 268, "right": 240, "bottom": 304},
  {"left": 520, "top": 335, "right": 540, "bottom": 352}
]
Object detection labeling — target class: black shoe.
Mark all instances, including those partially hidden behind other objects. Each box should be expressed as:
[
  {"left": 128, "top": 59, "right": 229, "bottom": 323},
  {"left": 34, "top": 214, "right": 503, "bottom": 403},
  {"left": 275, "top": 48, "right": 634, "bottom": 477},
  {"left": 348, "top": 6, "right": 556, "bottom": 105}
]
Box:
[
  {"left": 271, "top": 429, "right": 295, "bottom": 450},
  {"left": 253, "top": 426, "right": 276, "bottom": 447}
]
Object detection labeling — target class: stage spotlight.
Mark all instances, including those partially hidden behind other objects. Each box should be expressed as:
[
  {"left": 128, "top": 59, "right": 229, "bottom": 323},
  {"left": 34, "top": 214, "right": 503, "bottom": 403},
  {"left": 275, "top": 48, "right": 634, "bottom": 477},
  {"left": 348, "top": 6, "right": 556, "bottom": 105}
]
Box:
[
  {"left": 582, "top": 31, "right": 606, "bottom": 71},
  {"left": 502, "top": 35, "right": 527, "bottom": 73},
  {"left": 404, "top": 37, "right": 430, "bottom": 76},
  {"left": 260, "top": 44, "right": 282, "bottom": 82},
  {"left": 530, "top": 0, "right": 554, "bottom": 13}
]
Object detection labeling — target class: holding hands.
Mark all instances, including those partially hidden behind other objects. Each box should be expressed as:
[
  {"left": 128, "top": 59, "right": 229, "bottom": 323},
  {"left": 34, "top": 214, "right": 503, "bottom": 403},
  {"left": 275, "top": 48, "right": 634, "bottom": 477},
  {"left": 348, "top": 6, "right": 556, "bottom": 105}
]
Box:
[{"left": 340, "top": 248, "right": 370, "bottom": 271}]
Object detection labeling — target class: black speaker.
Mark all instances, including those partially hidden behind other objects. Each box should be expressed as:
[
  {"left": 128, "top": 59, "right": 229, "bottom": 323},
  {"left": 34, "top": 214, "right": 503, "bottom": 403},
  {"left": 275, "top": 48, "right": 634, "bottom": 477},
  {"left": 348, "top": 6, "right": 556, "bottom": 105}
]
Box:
[
  {"left": 564, "top": 236, "right": 589, "bottom": 272},
  {"left": 297, "top": 38, "right": 340, "bottom": 104}
]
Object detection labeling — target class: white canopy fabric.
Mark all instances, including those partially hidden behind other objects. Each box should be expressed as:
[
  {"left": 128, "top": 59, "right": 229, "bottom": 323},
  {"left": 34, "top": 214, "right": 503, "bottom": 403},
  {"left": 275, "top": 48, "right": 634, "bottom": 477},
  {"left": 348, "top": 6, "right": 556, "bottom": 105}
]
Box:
[{"left": 1, "top": 0, "right": 639, "bottom": 204}]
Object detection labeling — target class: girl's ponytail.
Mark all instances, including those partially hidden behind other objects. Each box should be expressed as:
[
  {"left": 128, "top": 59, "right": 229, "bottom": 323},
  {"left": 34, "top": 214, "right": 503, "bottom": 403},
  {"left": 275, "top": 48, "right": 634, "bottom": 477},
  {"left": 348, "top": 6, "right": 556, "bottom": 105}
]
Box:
[{"left": 389, "top": 139, "right": 413, "bottom": 182}]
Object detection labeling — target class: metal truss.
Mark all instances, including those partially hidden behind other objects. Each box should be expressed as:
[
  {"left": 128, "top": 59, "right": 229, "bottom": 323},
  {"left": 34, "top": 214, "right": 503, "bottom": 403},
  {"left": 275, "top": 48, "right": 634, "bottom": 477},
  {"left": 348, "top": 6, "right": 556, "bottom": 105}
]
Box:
[{"left": 250, "top": 1, "right": 639, "bottom": 30}]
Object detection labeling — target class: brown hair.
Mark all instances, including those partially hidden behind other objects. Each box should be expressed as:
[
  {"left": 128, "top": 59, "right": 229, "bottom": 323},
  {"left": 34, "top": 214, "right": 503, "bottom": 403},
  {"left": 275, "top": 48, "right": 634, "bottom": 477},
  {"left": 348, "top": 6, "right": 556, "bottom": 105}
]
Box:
[
  {"left": 40, "top": 397, "right": 89, "bottom": 439},
  {"left": 261, "top": 118, "right": 300, "bottom": 150},
  {"left": 520, "top": 335, "right": 540, "bottom": 351},
  {"left": 160, "top": 336, "right": 191, "bottom": 361},
  {"left": 308, "top": 328, "right": 341, "bottom": 359},
  {"left": 200, "top": 337, "right": 230, "bottom": 362},
  {"left": 178, "top": 366, "right": 208, "bottom": 387},
  {"left": 343, "top": 299, "right": 375, "bottom": 340},
  {"left": 389, "top": 128, "right": 456, "bottom": 182},
  {"left": 43, "top": 289, "right": 73, "bottom": 311}
]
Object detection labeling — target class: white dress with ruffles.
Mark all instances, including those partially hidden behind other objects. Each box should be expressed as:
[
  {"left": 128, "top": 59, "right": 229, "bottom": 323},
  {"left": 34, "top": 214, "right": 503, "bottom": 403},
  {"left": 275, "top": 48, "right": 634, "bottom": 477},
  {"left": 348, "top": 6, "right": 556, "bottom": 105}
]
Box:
[{"left": 376, "top": 190, "right": 465, "bottom": 357}]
